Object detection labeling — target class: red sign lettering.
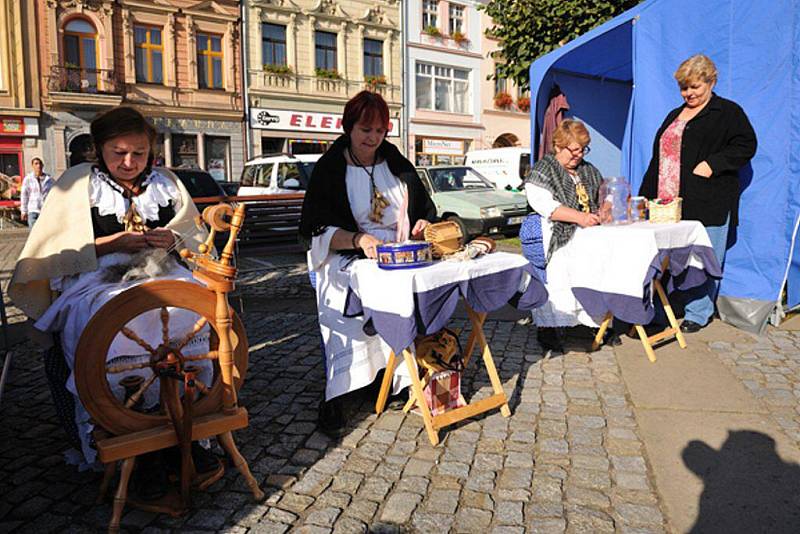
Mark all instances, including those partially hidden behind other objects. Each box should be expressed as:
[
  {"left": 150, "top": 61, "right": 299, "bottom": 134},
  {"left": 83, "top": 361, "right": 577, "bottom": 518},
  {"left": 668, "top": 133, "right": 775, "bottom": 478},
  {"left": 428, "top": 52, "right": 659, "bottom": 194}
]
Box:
[
  {"left": 290, "top": 114, "right": 301, "bottom": 127},
  {"left": 321, "top": 116, "right": 332, "bottom": 129},
  {"left": 335, "top": 118, "right": 343, "bottom": 130}
]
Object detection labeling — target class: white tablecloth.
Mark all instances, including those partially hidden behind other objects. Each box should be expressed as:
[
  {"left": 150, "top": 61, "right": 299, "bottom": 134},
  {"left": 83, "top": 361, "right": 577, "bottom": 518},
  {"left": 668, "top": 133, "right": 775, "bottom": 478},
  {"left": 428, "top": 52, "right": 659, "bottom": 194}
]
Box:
[
  {"left": 563, "top": 221, "right": 722, "bottom": 324},
  {"left": 345, "top": 252, "right": 548, "bottom": 354}
]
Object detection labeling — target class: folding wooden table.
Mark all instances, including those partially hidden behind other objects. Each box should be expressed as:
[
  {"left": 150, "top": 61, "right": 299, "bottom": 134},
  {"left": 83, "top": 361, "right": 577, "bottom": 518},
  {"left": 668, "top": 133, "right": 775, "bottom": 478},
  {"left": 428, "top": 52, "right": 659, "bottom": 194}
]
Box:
[
  {"left": 345, "top": 252, "right": 547, "bottom": 446},
  {"left": 591, "top": 255, "right": 687, "bottom": 362},
  {"left": 563, "top": 221, "right": 721, "bottom": 363}
]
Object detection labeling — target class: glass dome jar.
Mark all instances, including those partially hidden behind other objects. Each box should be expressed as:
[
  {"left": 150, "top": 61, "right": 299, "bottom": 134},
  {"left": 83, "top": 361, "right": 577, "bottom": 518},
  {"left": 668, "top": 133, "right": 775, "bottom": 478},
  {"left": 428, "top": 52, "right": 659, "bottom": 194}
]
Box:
[{"left": 598, "top": 176, "right": 631, "bottom": 225}]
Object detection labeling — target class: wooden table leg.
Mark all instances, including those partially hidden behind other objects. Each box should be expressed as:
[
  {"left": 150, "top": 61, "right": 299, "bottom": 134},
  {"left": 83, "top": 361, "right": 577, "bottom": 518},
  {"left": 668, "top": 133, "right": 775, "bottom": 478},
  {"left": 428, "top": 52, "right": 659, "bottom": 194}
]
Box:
[
  {"left": 654, "top": 278, "right": 687, "bottom": 349},
  {"left": 592, "top": 311, "right": 613, "bottom": 351},
  {"left": 462, "top": 320, "right": 481, "bottom": 368},
  {"left": 403, "top": 370, "right": 432, "bottom": 413},
  {"left": 402, "top": 348, "right": 440, "bottom": 445},
  {"left": 465, "top": 306, "right": 511, "bottom": 417},
  {"left": 375, "top": 350, "right": 397, "bottom": 414},
  {"left": 634, "top": 324, "right": 657, "bottom": 363}
]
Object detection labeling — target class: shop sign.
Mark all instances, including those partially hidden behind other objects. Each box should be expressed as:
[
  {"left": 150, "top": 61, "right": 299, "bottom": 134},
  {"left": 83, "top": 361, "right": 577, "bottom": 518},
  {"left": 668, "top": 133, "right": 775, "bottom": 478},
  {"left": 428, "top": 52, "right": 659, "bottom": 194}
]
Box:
[
  {"left": 0, "top": 117, "right": 24, "bottom": 136},
  {"left": 250, "top": 108, "right": 399, "bottom": 137},
  {"left": 0, "top": 117, "right": 39, "bottom": 137},
  {"left": 422, "top": 138, "right": 464, "bottom": 155}
]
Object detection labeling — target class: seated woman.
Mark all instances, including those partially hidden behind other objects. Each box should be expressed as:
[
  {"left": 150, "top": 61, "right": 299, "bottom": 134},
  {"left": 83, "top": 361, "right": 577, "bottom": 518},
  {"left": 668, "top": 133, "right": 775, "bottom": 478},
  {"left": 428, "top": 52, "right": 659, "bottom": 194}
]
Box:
[
  {"left": 9, "top": 107, "right": 214, "bottom": 495},
  {"left": 522, "top": 120, "right": 603, "bottom": 352},
  {"left": 300, "top": 91, "right": 436, "bottom": 436}
]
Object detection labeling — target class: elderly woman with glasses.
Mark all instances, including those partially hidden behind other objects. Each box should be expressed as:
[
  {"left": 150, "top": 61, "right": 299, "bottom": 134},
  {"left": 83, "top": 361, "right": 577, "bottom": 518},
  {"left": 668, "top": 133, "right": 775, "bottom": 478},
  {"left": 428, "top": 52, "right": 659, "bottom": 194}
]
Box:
[{"left": 521, "top": 119, "right": 603, "bottom": 352}]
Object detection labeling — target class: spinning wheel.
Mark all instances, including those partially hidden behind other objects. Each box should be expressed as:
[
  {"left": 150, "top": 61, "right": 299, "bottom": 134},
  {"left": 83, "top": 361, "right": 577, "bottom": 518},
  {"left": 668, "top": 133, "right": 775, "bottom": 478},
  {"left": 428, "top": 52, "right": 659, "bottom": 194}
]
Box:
[
  {"left": 75, "top": 280, "right": 248, "bottom": 436},
  {"left": 74, "top": 203, "right": 265, "bottom": 533}
]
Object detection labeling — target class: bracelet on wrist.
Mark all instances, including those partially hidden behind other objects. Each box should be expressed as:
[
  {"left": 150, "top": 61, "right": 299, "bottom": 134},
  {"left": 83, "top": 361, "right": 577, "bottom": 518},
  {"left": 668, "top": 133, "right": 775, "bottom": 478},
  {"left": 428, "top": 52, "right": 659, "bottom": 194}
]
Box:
[{"left": 352, "top": 232, "right": 361, "bottom": 249}]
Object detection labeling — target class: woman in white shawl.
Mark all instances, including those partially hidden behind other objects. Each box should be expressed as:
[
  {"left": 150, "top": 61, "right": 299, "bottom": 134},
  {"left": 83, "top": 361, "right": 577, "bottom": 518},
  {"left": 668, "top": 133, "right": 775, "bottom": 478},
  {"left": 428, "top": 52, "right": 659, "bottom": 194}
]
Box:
[{"left": 9, "top": 107, "right": 212, "bottom": 498}]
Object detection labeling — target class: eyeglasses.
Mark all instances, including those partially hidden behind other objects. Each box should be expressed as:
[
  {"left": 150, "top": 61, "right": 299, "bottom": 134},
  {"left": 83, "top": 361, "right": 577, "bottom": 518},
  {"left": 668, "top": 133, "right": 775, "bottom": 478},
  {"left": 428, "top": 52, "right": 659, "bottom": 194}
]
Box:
[{"left": 563, "top": 145, "right": 590, "bottom": 156}]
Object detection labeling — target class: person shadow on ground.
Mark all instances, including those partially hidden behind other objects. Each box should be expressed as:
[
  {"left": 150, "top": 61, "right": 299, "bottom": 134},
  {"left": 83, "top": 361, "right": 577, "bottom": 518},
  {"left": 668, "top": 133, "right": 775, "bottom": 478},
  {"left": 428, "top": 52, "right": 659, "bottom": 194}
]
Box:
[{"left": 683, "top": 430, "right": 800, "bottom": 533}]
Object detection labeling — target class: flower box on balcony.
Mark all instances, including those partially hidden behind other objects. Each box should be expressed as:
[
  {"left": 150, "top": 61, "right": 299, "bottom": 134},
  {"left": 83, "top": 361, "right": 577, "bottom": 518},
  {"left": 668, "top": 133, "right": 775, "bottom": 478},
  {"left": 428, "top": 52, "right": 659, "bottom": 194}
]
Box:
[
  {"left": 423, "top": 26, "right": 442, "bottom": 38},
  {"left": 451, "top": 31, "right": 469, "bottom": 46},
  {"left": 315, "top": 68, "right": 342, "bottom": 80},
  {"left": 365, "top": 74, "right": 387, "bottom": 89},
  {"left": 264, "top": 64, "right": 293, "bottom": 76},
  {"left": 517, "top": 96, "right": 531, "bottom": 112},
  {"left": 494, "top": 91, "right": 513, "bottom": 109}
]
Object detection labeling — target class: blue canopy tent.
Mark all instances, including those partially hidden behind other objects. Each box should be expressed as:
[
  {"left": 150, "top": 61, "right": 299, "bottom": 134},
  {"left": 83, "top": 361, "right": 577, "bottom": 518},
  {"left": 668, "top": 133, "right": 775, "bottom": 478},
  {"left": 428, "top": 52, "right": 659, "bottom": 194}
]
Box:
[{"left": 529, "top": 0, "right": 800, "bottom": 333}]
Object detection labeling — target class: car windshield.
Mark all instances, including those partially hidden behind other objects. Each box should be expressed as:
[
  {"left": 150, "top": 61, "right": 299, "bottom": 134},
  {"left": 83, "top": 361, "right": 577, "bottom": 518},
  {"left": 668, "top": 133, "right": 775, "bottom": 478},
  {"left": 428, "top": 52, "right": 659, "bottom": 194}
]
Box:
[
  {"left": 298, "top": 161, "right": 316, "bottom": 181},
  {"left": 428, "top": 167, "right": 495, "bottom": 192},
  {"left": 173, "top": 170, "right": 223, "bottom": 197}
]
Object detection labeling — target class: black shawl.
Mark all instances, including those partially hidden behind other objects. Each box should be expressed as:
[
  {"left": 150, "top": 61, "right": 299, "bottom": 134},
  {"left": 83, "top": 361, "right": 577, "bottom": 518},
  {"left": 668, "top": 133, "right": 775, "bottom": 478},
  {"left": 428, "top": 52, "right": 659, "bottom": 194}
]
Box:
[
  {"left": 299, "top": 135, "right": 437, "bottom": 248},
  {"left": 523, "top": 153, "right": 602, "bottom": 259}
]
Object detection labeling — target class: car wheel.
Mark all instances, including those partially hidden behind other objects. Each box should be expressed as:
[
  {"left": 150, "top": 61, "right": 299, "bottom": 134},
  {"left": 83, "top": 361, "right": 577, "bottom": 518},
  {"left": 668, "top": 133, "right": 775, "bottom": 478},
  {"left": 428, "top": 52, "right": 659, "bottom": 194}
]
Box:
[{"left": 446, "top": 215, "right": 468, "bottom": 245}]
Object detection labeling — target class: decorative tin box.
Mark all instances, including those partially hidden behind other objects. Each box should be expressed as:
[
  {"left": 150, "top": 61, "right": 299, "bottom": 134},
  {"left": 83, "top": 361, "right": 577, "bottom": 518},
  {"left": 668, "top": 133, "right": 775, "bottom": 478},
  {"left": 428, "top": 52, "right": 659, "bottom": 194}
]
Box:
[{"left": 376, "top": 241, "right": 433, "bottom": 270}]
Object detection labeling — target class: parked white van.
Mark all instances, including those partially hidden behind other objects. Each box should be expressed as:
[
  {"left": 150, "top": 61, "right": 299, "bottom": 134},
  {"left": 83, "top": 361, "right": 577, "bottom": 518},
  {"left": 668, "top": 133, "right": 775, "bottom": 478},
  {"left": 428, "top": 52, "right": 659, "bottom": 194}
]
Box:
[
  {"left": 238, "top": 153, "right": 322, "bottom": 196},
  {"left": 464, "top": 147, "right": 531, "bottom": 191}
]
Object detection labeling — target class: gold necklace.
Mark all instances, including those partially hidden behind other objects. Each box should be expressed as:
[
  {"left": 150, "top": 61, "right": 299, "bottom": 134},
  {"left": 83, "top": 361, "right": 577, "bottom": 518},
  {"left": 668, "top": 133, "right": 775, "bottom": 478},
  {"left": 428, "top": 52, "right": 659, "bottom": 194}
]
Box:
[
  {"left": 575, "top": 182, "right": 591, "bottom": 213},
  {"left": 349, "top": 147, "right": 389, "bottom": 223}
]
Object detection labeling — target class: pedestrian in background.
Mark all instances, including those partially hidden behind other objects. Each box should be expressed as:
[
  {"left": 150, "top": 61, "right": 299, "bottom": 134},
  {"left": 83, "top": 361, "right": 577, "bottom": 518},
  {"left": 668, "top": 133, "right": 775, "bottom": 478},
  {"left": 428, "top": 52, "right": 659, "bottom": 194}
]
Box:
[{"left": 19, "top": 157, "right": 54, "bottom": 228}]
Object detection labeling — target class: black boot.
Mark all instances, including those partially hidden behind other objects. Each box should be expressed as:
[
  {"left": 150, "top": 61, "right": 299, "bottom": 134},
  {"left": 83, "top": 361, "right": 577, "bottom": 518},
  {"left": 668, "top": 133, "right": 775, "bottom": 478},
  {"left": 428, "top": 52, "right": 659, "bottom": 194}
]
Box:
[
  {"left": 603, "top": 328, "right": 623, "bottom": 347},
  {"left": 537, "top": 327, "right": 564, "bottom": 353},
  {"left": 318, "top": 397, "right": 347, "bottom": 438}
]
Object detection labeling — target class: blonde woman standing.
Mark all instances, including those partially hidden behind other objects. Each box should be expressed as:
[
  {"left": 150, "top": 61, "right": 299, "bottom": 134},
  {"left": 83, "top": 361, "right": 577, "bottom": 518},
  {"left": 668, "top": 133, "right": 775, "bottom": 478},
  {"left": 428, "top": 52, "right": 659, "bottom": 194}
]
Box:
[{"left": 639, "top": 54, "right": 757, "bottom": 333}]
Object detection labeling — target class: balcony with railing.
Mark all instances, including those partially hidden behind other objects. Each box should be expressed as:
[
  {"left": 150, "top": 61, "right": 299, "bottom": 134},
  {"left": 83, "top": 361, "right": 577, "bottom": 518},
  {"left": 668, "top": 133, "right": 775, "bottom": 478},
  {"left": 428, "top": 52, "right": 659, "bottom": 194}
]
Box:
[
  {"left": 249, "top": 70, "right": 401, "bottom": 104},
  {"left": 46, "top": 65, "right": 124, "bottom": 107}
]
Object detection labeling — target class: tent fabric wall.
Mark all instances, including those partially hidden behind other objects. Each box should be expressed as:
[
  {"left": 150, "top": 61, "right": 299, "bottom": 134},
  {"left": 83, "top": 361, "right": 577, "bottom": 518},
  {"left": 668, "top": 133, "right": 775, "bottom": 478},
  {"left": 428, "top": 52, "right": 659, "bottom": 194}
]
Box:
[{"left": 528, "top": 0, "right": 800, "bottom": 332}]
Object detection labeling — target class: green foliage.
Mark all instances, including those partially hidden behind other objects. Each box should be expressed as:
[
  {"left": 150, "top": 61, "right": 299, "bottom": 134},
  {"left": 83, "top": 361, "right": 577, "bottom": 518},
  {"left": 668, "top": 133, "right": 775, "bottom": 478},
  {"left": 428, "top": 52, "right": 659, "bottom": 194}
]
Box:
[
  {"left": 315, "top": 68, "right": 342, "bottom": 80},
  {"left": 451, "top": 30, "right": 469, "bottom": 45},
  {"left": 364, "top": 74, "right": 387, "bottom": 86},
  {"left": 423, "top": 25, "right": 442, "bottom": 37},
  {"left": 264, "top": 64, "right": 293, "bottom": 76},
  {"left": 480, "top": 0, "right": 641, "bottom": 90}
]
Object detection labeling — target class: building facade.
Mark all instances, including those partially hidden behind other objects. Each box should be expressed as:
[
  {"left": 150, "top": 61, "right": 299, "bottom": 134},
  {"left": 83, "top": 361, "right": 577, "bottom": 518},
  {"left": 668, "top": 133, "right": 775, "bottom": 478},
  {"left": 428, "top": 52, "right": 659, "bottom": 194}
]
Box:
[
  {"left": 0, "top": 0, "right": 42, "bottom": 179},
  {"left": 479, "top": 8, "right": 530, "bottom": 150},
  {"left": 406, "top": 0, "right": 484, "bottom": 165},
  {"left": 244, "top": 0, "right": 402, "bottom": 158},
  {"left": 37, "top": 0, "right": 244, "bottom": 181}
]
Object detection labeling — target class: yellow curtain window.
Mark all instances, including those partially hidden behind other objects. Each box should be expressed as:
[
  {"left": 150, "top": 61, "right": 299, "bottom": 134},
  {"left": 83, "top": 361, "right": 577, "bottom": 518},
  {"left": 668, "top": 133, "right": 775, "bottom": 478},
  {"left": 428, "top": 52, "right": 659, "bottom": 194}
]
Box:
[
  {"left": 197, "top": 33, "right": 224, "bottom": 89},
  {"left": 134, "top": 26, "right": 163, "bottom": 84}
]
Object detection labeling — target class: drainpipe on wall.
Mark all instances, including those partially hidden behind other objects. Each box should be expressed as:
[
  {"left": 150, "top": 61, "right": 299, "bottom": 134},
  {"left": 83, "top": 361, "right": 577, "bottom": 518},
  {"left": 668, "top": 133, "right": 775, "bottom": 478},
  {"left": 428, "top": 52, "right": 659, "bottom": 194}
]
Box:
[
  {"left": 241, "top": 1, "right": 251, "bottom": 163},
  {"left": 400, "top": 0, "right": 409, "bottom": 158}
]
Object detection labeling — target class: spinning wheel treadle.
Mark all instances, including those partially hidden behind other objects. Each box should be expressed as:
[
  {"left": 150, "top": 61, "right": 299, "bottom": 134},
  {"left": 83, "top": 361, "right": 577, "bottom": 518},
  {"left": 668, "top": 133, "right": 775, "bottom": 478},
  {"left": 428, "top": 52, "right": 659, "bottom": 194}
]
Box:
[
  {"left": 74, "top": 203, "right": 264, "bottom": 534},
  {"left": 74, "top": 280, "right": 248, "bottom": 436}
]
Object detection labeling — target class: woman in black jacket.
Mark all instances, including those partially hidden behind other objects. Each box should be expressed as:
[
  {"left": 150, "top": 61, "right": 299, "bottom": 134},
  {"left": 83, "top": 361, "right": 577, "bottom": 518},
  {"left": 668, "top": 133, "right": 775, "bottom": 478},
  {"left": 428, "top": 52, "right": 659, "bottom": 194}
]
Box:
[
  {"left": 639, "top": 54, "right": 756, "bottom": 333},
  {"left": 300, "top": 91, "right": 436, "bottom": 436}
]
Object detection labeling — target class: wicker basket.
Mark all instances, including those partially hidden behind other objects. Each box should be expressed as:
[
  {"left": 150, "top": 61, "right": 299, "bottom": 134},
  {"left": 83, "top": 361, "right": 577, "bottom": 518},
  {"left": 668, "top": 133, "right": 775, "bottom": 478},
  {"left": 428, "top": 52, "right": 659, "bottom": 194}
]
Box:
[
  {"left": 424, "top": 221, "right": 463, "bottom": 258},
  {"left": 648, "top": 197, "right": 682, "bottom": 223}
]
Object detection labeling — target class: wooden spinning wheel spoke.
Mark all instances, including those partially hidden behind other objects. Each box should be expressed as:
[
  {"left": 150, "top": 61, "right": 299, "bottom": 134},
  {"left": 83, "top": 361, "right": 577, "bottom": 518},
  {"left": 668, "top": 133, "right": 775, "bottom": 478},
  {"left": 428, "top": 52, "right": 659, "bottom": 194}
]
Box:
[
  {"left": 120, "top": 326, "right": 158, "bottom": 356},
  {"left": 106, "top": 360, "right": 152, "bottom": 374},
  {"left": 183, "top": 351, "right": 219, "bottom": 363},
  {"left": 160, "top": 307, "right": 170, "bottom": 345},
  {"left": 124, "top": 374, "right": 158, "bottom": 408},
  {"left": 175, "top": 317, "right": 209, "bottom": 351}
]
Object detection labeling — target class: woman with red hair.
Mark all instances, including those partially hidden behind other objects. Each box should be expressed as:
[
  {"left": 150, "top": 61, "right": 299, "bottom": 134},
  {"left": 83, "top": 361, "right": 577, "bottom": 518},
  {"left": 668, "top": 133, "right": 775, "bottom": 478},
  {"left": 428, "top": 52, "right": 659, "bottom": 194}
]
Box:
[{"left": 300, "top": 91, "right": 436, "bottom": 436}]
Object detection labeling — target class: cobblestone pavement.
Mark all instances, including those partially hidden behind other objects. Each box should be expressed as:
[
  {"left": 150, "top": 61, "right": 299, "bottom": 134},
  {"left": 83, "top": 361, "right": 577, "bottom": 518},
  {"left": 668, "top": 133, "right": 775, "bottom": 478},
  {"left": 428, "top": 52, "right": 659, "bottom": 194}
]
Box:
[
  {"left": 1, "top": 300, "right": 671, "bottom": 533},
  {"left": 2, "top": 232, "right": 798, "bottom": 533},
  {"left": 708, "top": 328, "right": 800, "bottom": 448}
]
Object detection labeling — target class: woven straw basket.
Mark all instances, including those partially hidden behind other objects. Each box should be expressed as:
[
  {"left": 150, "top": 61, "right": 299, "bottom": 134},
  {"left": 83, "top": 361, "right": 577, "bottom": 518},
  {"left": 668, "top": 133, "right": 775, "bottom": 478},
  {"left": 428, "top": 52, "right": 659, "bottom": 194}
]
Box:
[
  {"left": 648, "top": 197, "right": 682, "bottom": 223},
  {"left": 424, "top": 221, "right": 463, "bottom": 258}
]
